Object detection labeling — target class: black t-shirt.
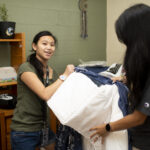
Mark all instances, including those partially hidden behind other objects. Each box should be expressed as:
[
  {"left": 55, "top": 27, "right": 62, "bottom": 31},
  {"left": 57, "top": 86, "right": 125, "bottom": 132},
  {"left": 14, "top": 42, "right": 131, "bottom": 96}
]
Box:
[{"left": 130, "top": 76, "right": 150, "bottom": 150}]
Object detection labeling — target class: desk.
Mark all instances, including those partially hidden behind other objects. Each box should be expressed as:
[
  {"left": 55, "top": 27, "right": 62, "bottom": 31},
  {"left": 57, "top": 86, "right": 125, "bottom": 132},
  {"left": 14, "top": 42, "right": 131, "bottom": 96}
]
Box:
[
  {"left": 0, "top": 109, "right": 57, "bottom": 150},
  {"left": 0, "top": 109, "right": 13, "bottom": 150}
]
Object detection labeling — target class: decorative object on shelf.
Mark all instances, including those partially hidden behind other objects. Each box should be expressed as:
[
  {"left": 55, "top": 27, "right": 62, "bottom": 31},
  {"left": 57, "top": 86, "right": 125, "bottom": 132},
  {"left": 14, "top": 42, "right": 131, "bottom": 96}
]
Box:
[
  {"left": 0, "top": 4, "right": 16, "bottom": 39},
  {"left": 78, "top": 0, "right": 88, "bottom": 39}
]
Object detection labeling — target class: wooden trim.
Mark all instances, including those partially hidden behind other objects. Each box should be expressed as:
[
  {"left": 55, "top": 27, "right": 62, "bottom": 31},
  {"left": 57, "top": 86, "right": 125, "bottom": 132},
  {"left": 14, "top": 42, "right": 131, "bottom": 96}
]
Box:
[
  {"left": 0, "top": 111, "right": 7, "bottom": 150},
  {"left": 0, "top": 33, "right": 23, "bottom": 42},
  {"left": 50, "top": 110, "right": 57, "bottom": 133},
  {"left": 0, "top": 81, "right": 17, "bottom": 87},
  {"left": 0, "top": 39, "right": 22, "bottom": 42}
]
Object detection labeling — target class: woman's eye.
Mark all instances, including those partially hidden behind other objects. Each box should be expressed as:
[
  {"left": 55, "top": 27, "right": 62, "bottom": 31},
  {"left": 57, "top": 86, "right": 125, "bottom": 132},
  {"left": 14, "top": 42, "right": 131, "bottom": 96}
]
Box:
[{"left": 42, "top": 43, "right": 47, "bottom": 45}]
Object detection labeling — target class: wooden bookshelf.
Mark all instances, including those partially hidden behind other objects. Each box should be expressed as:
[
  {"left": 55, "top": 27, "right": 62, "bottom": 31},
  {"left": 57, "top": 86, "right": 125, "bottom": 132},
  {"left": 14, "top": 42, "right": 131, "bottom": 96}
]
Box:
[{"left": 0, "top": 33, "right": 25, "bottom": 150}]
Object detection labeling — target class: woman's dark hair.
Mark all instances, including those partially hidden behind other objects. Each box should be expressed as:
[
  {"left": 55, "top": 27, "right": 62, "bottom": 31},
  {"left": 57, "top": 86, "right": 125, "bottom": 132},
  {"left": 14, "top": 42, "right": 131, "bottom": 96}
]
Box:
[
  {"left": 27, "top": 31, "right": 57, "bottom": 79},
  {"left": 115, "top": 4, "right": 150, "bottom": 108}
]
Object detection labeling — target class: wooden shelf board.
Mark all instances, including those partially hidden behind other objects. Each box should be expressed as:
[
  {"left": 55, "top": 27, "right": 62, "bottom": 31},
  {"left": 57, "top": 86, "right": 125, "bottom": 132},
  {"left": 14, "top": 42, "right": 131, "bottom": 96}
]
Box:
[
  {"left": 0, "top": 81, "right": 17, "bottom": 87},
  {"left": 0, "top": 109, "right": 14, "bottom": 116},
  {"left": 0, "top": 39, "right": 22, "bottom": 42}
]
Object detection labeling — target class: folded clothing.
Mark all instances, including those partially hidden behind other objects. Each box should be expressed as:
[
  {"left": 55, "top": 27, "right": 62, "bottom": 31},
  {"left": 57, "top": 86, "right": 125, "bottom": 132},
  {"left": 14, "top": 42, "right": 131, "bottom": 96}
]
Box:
[
  {"left": 0, "top": 67, "right": 17, "bottom": 83},
  {"left": 99, "top": 63, "right": 123, "bottom": 78}
]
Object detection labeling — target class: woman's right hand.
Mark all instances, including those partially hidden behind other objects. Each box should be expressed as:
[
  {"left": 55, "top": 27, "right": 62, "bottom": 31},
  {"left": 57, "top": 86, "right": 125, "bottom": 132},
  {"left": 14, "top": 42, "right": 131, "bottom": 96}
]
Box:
[
  {"left": 63, "top": 64, "right": 75, "bottom": 77},
  {"left": 111, "top": 76, "right": 123, "bottom": 83},
  {"left": 111, "top": 75, "right": 127, "bottom": 83}
]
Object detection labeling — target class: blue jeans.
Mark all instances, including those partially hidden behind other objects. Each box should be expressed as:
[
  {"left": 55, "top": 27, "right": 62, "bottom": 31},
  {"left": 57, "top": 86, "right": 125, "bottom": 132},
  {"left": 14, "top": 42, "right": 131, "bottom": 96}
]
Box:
[{"left": 11, "top": 129, "right": 55, "bottom": 150}]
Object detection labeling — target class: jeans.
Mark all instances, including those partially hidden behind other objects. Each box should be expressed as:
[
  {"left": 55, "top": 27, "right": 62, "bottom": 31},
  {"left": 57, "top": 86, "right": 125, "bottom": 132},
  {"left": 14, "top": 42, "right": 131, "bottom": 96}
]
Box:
[{"left": 11, "top": 129, "right": 55, "bottom": 150}]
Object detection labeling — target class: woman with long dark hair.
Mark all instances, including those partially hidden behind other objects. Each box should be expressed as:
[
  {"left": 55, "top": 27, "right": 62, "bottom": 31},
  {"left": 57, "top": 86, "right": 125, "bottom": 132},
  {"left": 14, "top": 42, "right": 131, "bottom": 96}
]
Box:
[
  {"left": 90, "top": 4, "right": 150, "bottom": 150},
  {"left": 10, "top": 31, "right": 74, "bottom": 150}
]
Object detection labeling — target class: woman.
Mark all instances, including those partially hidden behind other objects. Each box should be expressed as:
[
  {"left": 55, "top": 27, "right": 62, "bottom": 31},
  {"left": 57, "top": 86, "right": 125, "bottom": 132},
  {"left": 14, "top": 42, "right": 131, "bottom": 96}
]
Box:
[
  {"left": 90, "top": 4, "right": 150, "bottom": 150},
  {"left": 10, "top": 31, "right": 74, "bottom": 150}
]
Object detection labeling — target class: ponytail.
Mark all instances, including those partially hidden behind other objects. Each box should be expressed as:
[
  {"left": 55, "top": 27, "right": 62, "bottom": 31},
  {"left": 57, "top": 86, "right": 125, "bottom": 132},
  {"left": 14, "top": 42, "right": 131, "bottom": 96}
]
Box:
[{"left": 27, "top": 53, "right": 44, "bottom": 79}]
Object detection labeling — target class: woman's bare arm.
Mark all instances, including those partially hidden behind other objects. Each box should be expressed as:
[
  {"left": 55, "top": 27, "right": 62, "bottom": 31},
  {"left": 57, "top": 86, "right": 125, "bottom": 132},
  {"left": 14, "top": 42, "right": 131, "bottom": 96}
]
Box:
[
  {"left": 90, "top": 110, "right": 147, "bottom": 142},
  {"left": 21, "top": 64, "right": 74, "bottom": 101}
]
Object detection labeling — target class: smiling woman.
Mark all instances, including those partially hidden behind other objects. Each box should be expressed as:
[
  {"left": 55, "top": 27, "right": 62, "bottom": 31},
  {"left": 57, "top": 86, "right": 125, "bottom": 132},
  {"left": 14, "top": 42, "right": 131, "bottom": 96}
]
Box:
[
  {"left": 32, "top": 35, "right": 56, "bottom": 61},
  {"left": 10, "top": 31, "right": 75, "bottom": 150}
]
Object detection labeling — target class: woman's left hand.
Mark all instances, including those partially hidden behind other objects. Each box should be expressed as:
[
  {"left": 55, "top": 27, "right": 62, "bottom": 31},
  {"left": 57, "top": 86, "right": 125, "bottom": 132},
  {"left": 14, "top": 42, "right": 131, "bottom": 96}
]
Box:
[{"left": 89, "top": 124, "right": 108, "bottom": 143}]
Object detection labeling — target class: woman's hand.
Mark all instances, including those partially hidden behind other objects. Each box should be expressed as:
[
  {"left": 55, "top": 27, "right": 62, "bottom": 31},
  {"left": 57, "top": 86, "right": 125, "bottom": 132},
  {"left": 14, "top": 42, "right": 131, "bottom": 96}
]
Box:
[
  {"left": 111, "top": 75, "right": 126, "bottom": 83},
  {"left": 63, "top": 64, "right": 75, "bottom": 77},
  {"left": 89, "top": 124, "right": 108, "bottom": 143},
  {"left": 111, "top": 76, "right": 123, "bottom": 83}
]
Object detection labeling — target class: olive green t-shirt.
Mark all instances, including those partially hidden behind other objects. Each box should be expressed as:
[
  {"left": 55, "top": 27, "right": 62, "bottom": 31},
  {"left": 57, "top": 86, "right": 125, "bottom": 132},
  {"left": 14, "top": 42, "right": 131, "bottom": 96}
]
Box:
[{"left": 10, "top": 62, "right": 58, "bottom": 132}]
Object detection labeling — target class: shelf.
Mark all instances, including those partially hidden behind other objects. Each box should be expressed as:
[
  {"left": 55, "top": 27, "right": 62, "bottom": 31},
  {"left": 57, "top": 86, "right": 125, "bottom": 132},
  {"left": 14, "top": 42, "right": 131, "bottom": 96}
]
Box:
[
  {"left": 0, "top": 39, "right": 22, "bottom": 42},
  {"left": 0, "top": 33, "right": 24, "bottom": 42},
  {"left": 0, "top": 109, "right": 14, "bottom": 116},
  {"left": 0, "top": 33, "right": 25, "bottom": 150},
  {"left": 0, "top": 81, "right": 17, "bottom": 87}
]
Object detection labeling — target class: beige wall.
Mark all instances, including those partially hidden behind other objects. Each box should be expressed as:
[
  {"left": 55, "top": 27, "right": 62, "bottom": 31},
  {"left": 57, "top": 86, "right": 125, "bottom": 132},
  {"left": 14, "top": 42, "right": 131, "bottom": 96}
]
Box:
[{"left": 107, "top": 0, "right": 150, "bottom": 65}]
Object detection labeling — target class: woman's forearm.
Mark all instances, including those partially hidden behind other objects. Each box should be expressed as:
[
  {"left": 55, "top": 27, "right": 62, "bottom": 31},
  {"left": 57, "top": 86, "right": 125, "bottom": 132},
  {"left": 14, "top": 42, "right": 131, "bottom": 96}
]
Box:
[
  {"left": 110, "top": 110, "right": 147, "bottom": 131},
  {"left": 21, "top": 72, "right": 64, "bottom": 101},
  {"left": 42, "top": 78, "right": 63, "bottom": 101}
]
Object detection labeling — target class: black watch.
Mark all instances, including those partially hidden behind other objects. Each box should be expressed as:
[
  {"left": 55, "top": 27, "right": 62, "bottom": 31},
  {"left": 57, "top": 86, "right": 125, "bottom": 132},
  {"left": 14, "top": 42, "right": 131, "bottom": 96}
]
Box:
[{"left": 105, "top": 123, "right": 111, "bottom": 132}]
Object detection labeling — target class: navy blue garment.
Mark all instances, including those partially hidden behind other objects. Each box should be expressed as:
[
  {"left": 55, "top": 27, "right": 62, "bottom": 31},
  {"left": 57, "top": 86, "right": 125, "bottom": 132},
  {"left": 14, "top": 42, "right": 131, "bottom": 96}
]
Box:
[
  {"left": 75, "top": 67, "right": 111, "bottom": 86},
  {"left": 55, "top": 124, "right": 82, "bottom": 150},
  {"left": 75, "top": 66, "right": 131, "bottom": 150},
  {"left": 85, "top": 66, "right": 109, "bottom": 73}
]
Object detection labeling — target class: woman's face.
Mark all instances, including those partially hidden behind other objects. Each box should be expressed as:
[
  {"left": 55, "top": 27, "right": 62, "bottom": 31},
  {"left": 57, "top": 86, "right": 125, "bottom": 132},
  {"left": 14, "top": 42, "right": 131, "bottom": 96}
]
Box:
[{"left": 32, "top": 35, "right": 55, "bottom": 62}]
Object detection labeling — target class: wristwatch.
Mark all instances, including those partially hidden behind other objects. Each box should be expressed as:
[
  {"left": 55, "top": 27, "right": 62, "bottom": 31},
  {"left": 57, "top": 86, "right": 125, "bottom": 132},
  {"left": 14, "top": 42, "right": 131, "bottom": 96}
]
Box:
[
  {"left": 105, "top": 123, "right": 111, "bottom": 132},
  {"left": 59, "top": 75, "right": 67, "bottom": 81}
]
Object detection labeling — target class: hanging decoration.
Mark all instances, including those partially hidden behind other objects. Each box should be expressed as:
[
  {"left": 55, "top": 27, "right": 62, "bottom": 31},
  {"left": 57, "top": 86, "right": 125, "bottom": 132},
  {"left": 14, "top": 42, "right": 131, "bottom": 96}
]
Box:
[{"left": 78, "top": 0, "right": 88, "bottom": 39}]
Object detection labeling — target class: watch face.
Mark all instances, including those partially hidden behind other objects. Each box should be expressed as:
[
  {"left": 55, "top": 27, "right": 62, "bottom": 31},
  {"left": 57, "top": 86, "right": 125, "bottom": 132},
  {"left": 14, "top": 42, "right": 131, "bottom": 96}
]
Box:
[
  {"left": 106, "top": 123, "right": 111, "bottom": 131},
  {"left": 59, "top": 75, "right": 66, "bottom": 81}
]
